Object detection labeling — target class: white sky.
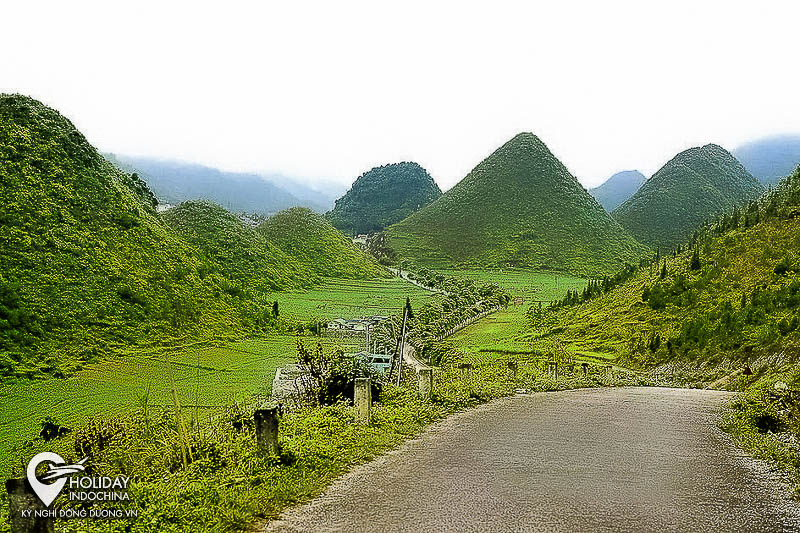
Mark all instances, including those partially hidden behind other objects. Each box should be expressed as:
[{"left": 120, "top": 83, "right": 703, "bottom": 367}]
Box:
[{"left": 2, "top": 0, "right": 799, "bottom": 190}]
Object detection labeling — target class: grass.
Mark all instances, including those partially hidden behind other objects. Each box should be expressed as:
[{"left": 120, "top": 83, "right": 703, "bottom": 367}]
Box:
[
  {"left": 273, "top": 277, "right": 440, "bottom": 320},
  {"left": 438, "top": 269, "right": 585, "bottom": 361}
]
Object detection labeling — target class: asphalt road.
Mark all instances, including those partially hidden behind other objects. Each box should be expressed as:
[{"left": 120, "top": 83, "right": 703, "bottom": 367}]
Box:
[{"left": 264, "top": 387, "right": 800, "bottom": 532}]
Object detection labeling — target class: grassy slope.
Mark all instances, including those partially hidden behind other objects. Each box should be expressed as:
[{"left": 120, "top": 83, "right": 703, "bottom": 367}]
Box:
[
  {"left": 326, "top": 162, "right": 442, "bottom": 235},
  {"left": 0, "top": 95, "right": 259, "bottom": 379},
  {"left": 161, "top": 200, "right": 315, "bottom": 291},
  {"left": 385, "top": 133, "right": 648, "bottom": 276},
  {"left": 613, "top": 144, "right": 765, "bottom": 250},
  {"left": 257, "top": 207, "right": 388, "bottom": 280}
]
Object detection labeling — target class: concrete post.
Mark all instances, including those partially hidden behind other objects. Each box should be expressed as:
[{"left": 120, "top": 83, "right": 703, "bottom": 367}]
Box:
[
  {"left": 354, "top": 377, "right": 372, "bottom": 424},
  {"left": 581, "top": 362, "right": 589, "bottom": 378},
  {"left": 418, "top": 368, "right": 433, "bottom": 399},
  {"left": 254, "top": 406, "right": 280, "bottom": 456},
  {"left": 5, "top": 478, "right": 54, "bottom": 533}
]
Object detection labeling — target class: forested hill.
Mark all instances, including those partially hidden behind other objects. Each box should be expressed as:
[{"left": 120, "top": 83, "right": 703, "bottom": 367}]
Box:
[
  {"left": 257, "top": 207, "right": 388, "bottom": 280},
  {"left": 589, "top": 170, "right": 646, "bottom": 211},
  {"left": 326, "top": 162, "right": 442, "bottom": 236},
  {"left": 384, "top": 133, "right": 649, "bottom": 276},
  {"left": 612, "top": 144, "right": 764, "bottom": 250},
  {"left": 161, "top": 201, "right": 315, "bottom": 291},
  {"left": 533, "top": 166, "right": 800, "bottom": 371},
  {"left": 0, "top": 95, "right": 263, "bottom": 378}
]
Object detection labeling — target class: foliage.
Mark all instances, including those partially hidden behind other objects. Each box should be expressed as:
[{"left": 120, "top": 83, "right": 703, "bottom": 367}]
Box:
[
  {"left": 326, "top": 162, "right": 441, "bottom": 235},
  {"left": 257, "top": 207, "right": 387, "bottom": 280},
  {"left": 0, "top": 94, "right": 272, "bottom": 379},
  {"left": 161, "top": 200, "right": 315, "bottom": 292},
  {"left": 385, "top": 133, "right": 649, "bottom": 276},
  {"left": 612, "top": 144, "right": 765, "bottom": 250}
]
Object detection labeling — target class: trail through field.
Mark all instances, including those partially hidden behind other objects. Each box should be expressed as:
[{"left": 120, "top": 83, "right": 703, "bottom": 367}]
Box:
[{"left": 264, "top": 387, "right": 800, "bottom": 532}]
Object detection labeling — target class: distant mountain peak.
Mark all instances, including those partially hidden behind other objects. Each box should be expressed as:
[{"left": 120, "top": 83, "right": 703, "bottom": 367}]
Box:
[{"left": 590, "top": 170, "right": 646, "bottom": 212}]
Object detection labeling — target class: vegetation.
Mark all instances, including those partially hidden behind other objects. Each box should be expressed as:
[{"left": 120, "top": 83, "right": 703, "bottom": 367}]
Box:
[
  {"left": 326, "top": 162, "right": 441, "bottom": 235},
  {"left": 589, "top": 170, "right": 646, "bottom": 211},
  {"left": 612, "top": 144, "right": 764, "bottom": 250},
  {"left": 530, "top": 166, "right": 800, "bottom": 374},
  {"left": 384, "top": 133, "right": 649, "bottom": 276},
  {"left": 257, "top": 207, "right": 387, "bottom": 280},
  {"left": 0, "top": 94, "right": 279, "bottom": 379},
  {"left": 161, "top": 200, "right": 315, "bottom": 292}
]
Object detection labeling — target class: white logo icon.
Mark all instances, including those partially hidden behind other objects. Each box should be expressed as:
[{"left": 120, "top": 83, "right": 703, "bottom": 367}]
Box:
[{"left": 26, "top": 452, "right": 88, "bottom": 507}]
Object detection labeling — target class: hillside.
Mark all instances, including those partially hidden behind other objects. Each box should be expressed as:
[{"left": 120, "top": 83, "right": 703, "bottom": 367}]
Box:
[
  {"left": 612, "top": 144, "right": 764, "bottom": 250},
  {"left": 106, "top": 154, "right": 333, "bottom": 213},
  {"left": 257, "top": 207, "right": 387, "bottom": 279},
  {"left": 530, "top": 166, "right": 800, "bottom": 371},
  {"left": 589, "top": 170, "right": 646, "bottom": 211},
  {"left": 384, "top": 133, "right": 649, "bottom": 276},
  {"left": 0, "top": 95, "right": 261, "bottom": 378},
  {"left": 161, "top": 201, "right": 314, "bottom": 291},
  {"left": 734, "top": 135, "right": 800, "bottom": 186},
  {"left": 326, "top": 162, "right": 442, "bottom": 235}
]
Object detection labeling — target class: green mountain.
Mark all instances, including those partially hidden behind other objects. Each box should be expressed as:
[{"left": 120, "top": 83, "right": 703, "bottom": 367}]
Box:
[
  {"left": 161, "top": 201, "right": 314, "bottom": 291},
  {"left": 733, "top": 135, "right": 800, "bottom": 186},
  {"left": 326, "top": 162, "right": 442, "bottom": 235},
  {"left": 534, "top": 167, "right": 800, "bottom": 372},
  {"left": 0, "top": 95, "right": 260, "bottom": 378},
  {"left": 589, "top": 170, "right": 646, "bottom": 211},
  {"left": 612, "top": 144, "right": 764, "bottom": 251},
  {"left": 257, "top": 207, "right": 387, "bottom": 279},
  {"left": 384, "top": 133, "right": 649, "bottom": 276}
]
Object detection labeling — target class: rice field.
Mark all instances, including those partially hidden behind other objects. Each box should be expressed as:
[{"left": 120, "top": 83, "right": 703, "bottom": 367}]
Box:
[
  {"left": 440, "top": 269, "right": 586, "bottom": 362},
  {"left": 274, "top": 277, "right": 439, "bottom": 320},
  {"left": 0, "top": 276, "right": 437, "bottom": 475}
]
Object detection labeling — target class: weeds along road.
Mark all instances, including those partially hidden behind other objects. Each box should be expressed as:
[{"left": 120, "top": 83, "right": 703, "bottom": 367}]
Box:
[{"left": 264, "top": 387, "right": 800, "bottom": 533}]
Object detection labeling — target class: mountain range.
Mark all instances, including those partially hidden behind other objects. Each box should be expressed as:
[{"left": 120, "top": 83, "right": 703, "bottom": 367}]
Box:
[{"left": 733, "top": 135, "right": 800, "bottom": 187}]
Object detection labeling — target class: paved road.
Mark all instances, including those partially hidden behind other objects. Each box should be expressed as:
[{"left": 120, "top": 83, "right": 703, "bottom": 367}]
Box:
[{"left": 264, "top": 387, "right": 800, "bottom": 532}]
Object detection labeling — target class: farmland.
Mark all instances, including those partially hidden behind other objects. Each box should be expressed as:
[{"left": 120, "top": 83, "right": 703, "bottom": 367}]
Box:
[
  {"left": 439, "top": 269, "right": 586, "bottom": 363},
  {"left": 274, "top": 277, "right": 439, "bottom": 320},
  {"left": 0, "top": 276, "right": 437, "bottom": 476}
]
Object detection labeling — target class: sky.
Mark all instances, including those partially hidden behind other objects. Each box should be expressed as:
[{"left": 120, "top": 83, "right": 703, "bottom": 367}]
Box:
[{"left": 2, "top": 0, "right": 799, "bottom": 190}]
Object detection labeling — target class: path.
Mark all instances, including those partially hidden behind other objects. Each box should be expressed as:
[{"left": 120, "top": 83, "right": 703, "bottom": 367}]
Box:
[{"left": 264, "top": 387, "right": 800, "bottom": 532}]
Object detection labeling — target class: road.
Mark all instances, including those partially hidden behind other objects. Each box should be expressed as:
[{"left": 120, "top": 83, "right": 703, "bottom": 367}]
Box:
[{"left": 264, "top": 387, "right": 800, "bottom": 532}]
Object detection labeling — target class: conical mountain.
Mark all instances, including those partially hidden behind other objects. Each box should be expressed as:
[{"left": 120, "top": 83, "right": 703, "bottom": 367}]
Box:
[
  {"left": 613, "top": 144, "right": 765, "bottom": 250},
  {"left": 161, "top": 200, "right": 314, "bottom": 290},
  {"left": 0, "top": 95, "right": 256, "bottom": 377},
  {"left": 590, "top": 170, "right": 646, "bottom": 211},
  {"left": 326, "top": 162, "right": 442, "bottom": 235},
  {"left": 384, "top": 133, "right": 649, "bottom": 275},
  {"left": 257, "top": 207, "right": 387, "bottom": 280}
]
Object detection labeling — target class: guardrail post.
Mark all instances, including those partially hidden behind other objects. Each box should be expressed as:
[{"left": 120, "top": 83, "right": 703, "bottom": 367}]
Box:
[
  {"left": 5, "top": 478, "right": 54, "bottom": 533},
  {"left": 354, "top": 377, "right": 372, "bottom": 424},
  {"left": 254, "top": 406, "right": 280, "bottom": 456},
  {"left": 418, "top": 368, "right": 433, "bottom": 399}
]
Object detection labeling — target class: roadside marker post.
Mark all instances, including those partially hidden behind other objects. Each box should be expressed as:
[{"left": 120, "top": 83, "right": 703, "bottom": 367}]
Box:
[
  {"left": 355, "top": 377, "right": 372, "bottom": 424},
  {"left": 417, "top": 368, "right": 433, "bottom": 399},
  {"left": 254, "top": 406, "right": 280, "bottom": 456}
]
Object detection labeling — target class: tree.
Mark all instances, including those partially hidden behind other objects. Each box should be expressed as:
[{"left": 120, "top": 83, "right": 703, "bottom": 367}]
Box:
[
  {"left": 404, "top": 297, "right": 414, "bottom": 319},
  {"left": 272, "top": 301, "right": 279, "bottom": 317},
  {"left": 690, "top": 248, "right": 701, "bottom": 271},
  {"left": 660, "top": 260, "right": 667, "bottom": 279}
]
